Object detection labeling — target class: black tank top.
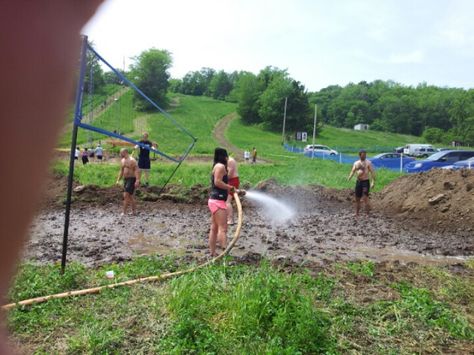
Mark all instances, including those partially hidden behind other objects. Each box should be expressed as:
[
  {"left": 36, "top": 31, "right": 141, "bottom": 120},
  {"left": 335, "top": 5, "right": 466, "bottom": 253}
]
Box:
[{"left": 210, "top": 170, "right": 228, "bottom": 201}]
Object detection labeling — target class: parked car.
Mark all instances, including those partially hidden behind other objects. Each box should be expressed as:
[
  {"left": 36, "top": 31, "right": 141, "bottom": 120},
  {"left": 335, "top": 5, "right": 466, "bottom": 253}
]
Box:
[
  {"left": 450, "top": 157, "right": 474, "bottom": 170},
  {"left": 403, "top": 144, "right": 436, "bottom": 157},
  {"left": 437, "top": 147, "right": 451, "bottom": 152},
  {"left": 370, "top": 153, "right": 415, "bottom": 169},
  {"left": 303, "top": 144, "right": 338, "bottom": 155},
  {"left": 405, "top": 150, "right": 474, "bottom": 173}
]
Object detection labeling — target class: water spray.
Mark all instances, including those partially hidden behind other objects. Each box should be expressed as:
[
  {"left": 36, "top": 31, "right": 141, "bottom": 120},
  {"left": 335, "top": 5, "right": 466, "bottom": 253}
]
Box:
[{"left": 244, "top": 190, "right": 295, "bottom": 225}]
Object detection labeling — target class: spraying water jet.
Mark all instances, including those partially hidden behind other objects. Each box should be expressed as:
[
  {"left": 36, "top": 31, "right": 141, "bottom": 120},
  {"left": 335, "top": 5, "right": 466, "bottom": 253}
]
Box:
[{"left": 244, "top": 190, "right": 295, "bottom": 225}]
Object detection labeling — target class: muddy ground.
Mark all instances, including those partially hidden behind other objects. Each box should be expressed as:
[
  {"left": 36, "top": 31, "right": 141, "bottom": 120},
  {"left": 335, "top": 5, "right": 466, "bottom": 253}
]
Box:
[{"left": 25, "top": 172, "right": 473, "bottom": 267}]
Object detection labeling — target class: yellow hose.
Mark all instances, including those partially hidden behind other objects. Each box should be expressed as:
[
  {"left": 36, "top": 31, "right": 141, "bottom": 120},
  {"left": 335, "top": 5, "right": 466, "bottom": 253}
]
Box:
[{"left": 2, "top": 193, "right": 243, "bottom": 310}]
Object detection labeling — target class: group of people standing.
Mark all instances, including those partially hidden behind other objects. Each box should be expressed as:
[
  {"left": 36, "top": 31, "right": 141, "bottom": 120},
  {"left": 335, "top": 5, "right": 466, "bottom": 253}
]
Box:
[
  {"left": 75, "top": 143, "right": 104, "bottom": 165},
  {"left": 115, "top": 140, "right": 376, "bottom": 257}
]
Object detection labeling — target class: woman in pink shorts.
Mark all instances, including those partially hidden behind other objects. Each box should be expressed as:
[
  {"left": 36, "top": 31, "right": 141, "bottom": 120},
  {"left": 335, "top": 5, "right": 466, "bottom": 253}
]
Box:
[{"left": 208, "top": 148, "right": 235, "bottom": 256}]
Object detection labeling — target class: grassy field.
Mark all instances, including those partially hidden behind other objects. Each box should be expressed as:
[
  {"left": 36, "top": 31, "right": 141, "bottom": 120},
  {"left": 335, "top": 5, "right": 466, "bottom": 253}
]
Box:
[
  {"left": 236, "top": 122, "right": 423, "bottom": 155},
  {"left": 143, "top": 94, "right": 237, "bottom": 155},
  {"left": 61, "top": 93, "right": 237, "bottom": 157},
  {"left": 53, "top": 154, "right": 401, "bottom": 192},
  {"left": 8, "top": 257, "right": 474, "bottom": 353}
]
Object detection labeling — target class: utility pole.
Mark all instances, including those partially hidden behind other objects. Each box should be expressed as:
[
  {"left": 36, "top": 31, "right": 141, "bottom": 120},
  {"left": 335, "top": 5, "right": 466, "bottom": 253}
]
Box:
[
  {"left": 282, "top": 97, "right": 288, "bottom": 144},
  {"left": 311, "top": 104, "right": 317, "bottom": 158}
]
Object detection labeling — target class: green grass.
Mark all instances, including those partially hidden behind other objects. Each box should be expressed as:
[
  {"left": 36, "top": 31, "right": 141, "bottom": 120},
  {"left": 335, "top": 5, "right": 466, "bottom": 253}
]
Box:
[
  {"left": 143, "top": 94, "right": 237, "bottom": 155},
  {"left": 53, "top": 152, "right": 401, "bottom": 192},
  {"left": 7, "top": 258, "right": 473, "bottom": 353},
  {"left": 60, "top": 88, "right": 139, "bottom": 147},
  {"left": 228, "top": 119, "right": 423, "bottom": 155}
]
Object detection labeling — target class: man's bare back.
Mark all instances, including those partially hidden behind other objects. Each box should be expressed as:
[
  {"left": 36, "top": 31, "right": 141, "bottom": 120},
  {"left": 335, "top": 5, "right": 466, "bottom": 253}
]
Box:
[{"left": 227, "top": 157, "right": 239, "bottom": 179}]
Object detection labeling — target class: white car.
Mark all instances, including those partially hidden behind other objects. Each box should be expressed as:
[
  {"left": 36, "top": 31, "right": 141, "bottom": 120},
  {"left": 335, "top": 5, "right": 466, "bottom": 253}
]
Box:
[{"left": 303, "top": 144, "right": 338, "bottom": 155}]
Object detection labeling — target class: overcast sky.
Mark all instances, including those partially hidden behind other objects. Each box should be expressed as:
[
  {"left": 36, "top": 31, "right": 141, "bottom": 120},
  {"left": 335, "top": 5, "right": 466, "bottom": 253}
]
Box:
[{"left": 83, "top": 0, "right": 474, "bottom": 91}]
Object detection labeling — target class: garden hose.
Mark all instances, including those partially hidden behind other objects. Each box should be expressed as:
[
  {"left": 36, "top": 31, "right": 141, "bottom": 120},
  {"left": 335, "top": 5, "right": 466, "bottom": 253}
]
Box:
[{"left": 2, "top": 192, "right": 243, "bottom": 310}]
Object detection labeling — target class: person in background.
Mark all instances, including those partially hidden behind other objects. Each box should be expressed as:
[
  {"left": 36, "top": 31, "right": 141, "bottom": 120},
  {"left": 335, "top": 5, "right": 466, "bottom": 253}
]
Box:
[
  {"left": 95, "top": 143, "right": 103, "bottom": 162},
  {"left": 75, "top": 147, "right": 80, "bottom": 161},
  {"left": 348, "top": 149, "right": 376, "bottom": 217},
  {"left": 0, "top": 1, "right": 104, "bottom": 352},
  {"left": 134, "top": 132, "right": 156, "bottom": 186},
  {"left": 226, "top": 155, "right": 240, "bottom": 225},
  {"left": 251, "top": 147, "right": 257, "bottom": 164},
  {"left": 116, "top": 148, "right": 140, "bottom": 216},
  {"left": 81, "top": 148, "right": 89, "bottom": 165},
  {"left": 208, "top": 148, "right": 236, "bottom": 257},
  {"left": 244, "top": 149, "right": 250, "bottom": 163}
]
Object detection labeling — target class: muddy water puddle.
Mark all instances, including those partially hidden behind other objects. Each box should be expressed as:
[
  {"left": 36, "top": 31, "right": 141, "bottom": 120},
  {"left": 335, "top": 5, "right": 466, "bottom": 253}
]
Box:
[{"left": 25, "top": 199, "right": 473, "bottom": 267}]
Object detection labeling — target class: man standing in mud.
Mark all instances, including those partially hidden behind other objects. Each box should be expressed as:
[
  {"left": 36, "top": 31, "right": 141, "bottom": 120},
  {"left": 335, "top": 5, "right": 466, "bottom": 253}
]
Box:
[
  {"left": 116, "top": 148, "right": 140, "bottom": 216},
  {"left": 348, "top": 149, "right": 376, "bottom": 216}
]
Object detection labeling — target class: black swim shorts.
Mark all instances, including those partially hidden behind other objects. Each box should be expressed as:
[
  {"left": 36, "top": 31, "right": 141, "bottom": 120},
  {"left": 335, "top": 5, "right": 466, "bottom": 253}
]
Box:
[
  {"left": 138, "top": 157, "right": 151, "bottom": 170},
  {"left": 123, "top": 177, "right": 136, "bottom": 195},
  {"left": 355, "top": 179, "right": 370, "bottom": 198}
]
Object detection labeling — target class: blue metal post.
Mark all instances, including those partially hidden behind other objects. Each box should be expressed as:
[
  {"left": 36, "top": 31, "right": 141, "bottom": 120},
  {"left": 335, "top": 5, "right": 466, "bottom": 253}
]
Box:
[{"left": 61, "top": 36, "right": 88, "bottom": 274}]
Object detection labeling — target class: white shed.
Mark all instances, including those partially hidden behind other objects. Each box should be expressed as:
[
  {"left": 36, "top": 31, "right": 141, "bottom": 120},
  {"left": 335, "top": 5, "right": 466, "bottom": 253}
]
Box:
[{"left": 354, "top": 123, "right": 369, "bottom": 131}]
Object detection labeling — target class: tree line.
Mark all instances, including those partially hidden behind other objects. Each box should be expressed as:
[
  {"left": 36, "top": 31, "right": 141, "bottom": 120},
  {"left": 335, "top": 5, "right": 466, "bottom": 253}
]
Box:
[
  {"left": 310, "top": 81, "right": 474, "bottom": 145},
  {"left": 86, "top": 45, "right": 474, "bottom": 145}
]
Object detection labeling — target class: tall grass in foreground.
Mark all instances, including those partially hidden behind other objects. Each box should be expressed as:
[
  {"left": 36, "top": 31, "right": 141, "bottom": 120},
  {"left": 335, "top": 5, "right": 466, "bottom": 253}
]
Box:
[{"left": 7, "top": 258, "right": 473, "bottom": 353}]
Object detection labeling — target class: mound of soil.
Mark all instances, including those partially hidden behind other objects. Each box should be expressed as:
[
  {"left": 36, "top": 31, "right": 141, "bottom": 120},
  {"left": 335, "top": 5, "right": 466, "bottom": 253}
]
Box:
[{"left": 375, "top": 169, "right": 474, "bottom": 233}]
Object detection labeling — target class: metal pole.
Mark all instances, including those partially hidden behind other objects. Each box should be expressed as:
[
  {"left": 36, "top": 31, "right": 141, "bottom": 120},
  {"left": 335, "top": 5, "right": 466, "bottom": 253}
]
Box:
[
  {"left": 282, "top": 97, "right": 287, "bottom": 144},
  {"left": 400, "top": 153, "right": 403, "bottom": 173},
  {"left": 311, "top": 104, "right": 317, "bottom": 159},
  {"left": 61, "top": 36, "right": 89, "bottom": 274}
]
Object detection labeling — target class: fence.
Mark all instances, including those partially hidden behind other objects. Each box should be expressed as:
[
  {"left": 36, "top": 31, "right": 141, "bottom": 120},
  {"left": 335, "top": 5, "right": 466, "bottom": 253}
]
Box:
[{"left": 283, "top": 144, "right": 409, "bottom": 172}]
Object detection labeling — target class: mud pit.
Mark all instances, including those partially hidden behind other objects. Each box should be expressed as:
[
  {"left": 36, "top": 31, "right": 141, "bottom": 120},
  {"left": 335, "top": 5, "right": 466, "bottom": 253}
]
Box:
[{"left": 25, "top": 174, "right": 473, "bottom": 267}]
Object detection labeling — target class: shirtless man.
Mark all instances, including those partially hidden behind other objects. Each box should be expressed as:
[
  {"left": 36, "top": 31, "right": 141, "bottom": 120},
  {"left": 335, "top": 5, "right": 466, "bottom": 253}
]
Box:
[
  {"left": 226, "top": 155, "right": 240, "bottom": 225},
  {"left": 116, "top": 148, "right": 140, "bottom": 216},
  {"left": 348, "top": 149, "right": 376, "bottom": 216}
]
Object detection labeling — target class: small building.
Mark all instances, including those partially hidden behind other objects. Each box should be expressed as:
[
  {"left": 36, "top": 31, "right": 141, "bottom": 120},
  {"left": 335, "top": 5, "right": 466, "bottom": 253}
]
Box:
[{"left": 354, "top": 123, "right": 369, "bottom": 131}]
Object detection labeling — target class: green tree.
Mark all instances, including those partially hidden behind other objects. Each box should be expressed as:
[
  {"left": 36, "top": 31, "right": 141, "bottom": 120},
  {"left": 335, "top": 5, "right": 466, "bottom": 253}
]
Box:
[
  {"left": 258, "top": 76, "right": 293, "bottom": 130},
  {"left": 130, "top": 48, "right": 172, "bottom": 110},
  {"left": 422, "top": 127, "right": 444, "bottom": 143},
  {"left": 168, "top": 78, "right": 182, "bottom": 93},
  {"left": 234, "top": 73, "right": 261, "bottom": 124},
  {"left": 209, "top": 71, "right": 233, "bottom": 100}
]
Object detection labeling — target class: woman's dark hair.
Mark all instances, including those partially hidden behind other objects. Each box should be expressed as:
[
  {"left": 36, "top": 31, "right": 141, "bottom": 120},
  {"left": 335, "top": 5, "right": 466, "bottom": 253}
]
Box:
[{"left": 213, "top": 147, "right": 228, "bottom": 166}]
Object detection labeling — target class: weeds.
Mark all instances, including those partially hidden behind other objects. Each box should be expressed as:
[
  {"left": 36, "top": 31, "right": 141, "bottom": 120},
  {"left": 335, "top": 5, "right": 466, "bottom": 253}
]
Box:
[{"left": 6, "top": 258, "right": 474, "bottom": 353}]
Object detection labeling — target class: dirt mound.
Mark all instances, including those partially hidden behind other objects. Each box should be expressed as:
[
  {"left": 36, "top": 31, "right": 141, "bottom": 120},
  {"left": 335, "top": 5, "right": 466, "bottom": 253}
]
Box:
[{"left": 376, "top": 169, "right": 474, "bottom": 233}]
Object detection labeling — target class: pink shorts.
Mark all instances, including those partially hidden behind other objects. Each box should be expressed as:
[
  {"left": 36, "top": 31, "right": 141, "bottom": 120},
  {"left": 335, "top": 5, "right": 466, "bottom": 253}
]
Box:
[{"left": 208, "top": 199, "right": 227, "bottom": 214}]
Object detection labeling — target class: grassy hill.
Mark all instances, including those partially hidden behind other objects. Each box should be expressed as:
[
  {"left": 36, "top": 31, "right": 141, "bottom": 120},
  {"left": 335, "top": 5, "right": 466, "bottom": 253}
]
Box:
[
  {"left": 61, "top": 91, "right": 421, "bottom": 156},
  {"left": 55, "top": 94, "right": 414, "bottom": 191},
  {"left": 60, "top": 92, "right": 237, "bottom": 156}
]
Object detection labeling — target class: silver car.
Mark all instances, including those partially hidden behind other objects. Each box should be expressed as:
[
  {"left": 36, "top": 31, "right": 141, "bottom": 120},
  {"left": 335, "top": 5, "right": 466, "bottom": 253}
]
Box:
[{"left": 303, "top": 144, "right": 338, "bottom": 155}]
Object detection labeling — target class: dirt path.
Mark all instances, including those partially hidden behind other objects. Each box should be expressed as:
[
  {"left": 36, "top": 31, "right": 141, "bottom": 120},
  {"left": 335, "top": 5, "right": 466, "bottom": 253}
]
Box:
[
  {"left": 212, "top": 112, "right": 243, "bottom": 157},
  {"left": 213, "top": 112, "right": 269, "bottom": 163}
]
